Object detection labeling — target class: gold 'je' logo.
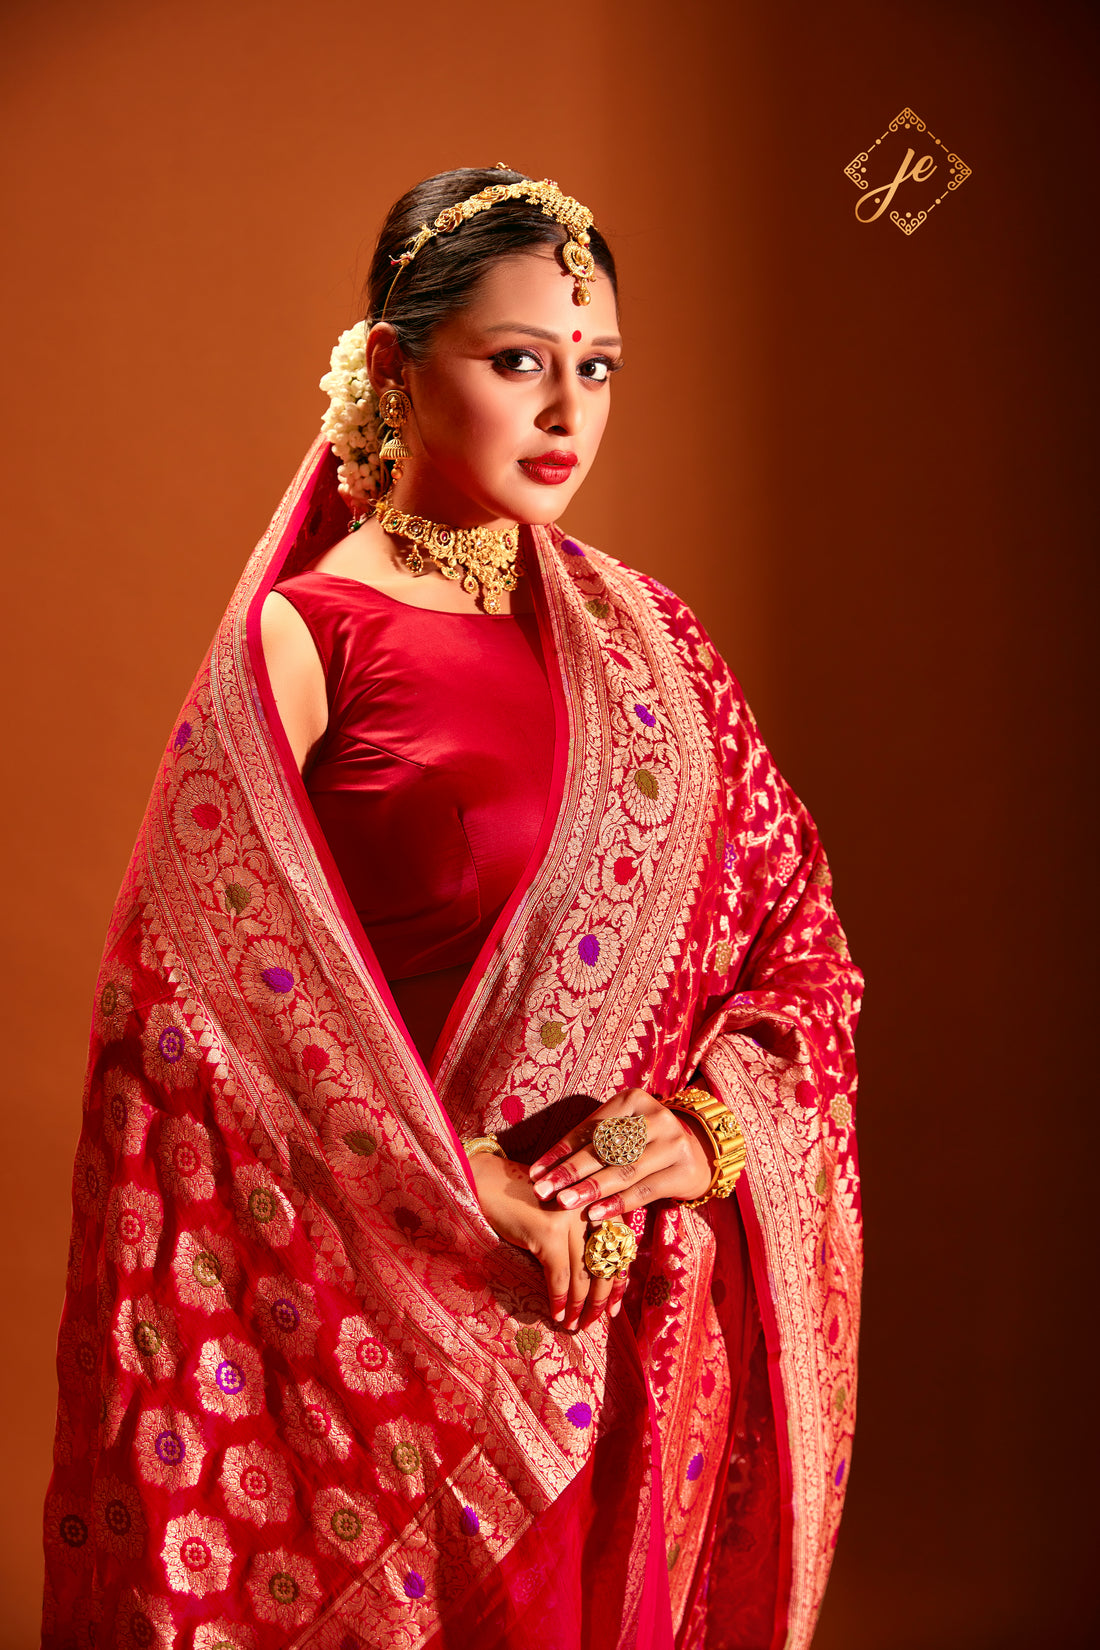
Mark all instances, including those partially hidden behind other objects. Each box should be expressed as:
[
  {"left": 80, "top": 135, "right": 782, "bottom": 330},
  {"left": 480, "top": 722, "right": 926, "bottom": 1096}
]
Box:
[{"left": 844, "top": 107, "right": 971, "bottom": 235}]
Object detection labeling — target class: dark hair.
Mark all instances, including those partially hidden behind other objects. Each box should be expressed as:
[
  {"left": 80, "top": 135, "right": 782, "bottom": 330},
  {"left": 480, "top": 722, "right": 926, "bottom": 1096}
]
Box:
[{"left": 362, "top": 166, "right": 618, "bottom": 362}]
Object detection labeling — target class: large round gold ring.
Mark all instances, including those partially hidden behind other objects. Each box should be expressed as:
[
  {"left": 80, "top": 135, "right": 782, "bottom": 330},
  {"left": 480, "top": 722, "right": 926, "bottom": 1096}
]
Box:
[
  {"left": 591, "top": 1114, "right": 648, "bottom": 1168},
  {"left": 583, "top": 1217, "right": 638, "bottom": 1281}
]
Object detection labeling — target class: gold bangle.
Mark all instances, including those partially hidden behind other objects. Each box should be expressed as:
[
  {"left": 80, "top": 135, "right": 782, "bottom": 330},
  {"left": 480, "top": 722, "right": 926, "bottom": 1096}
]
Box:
[
  {"left": 662, "top": 1086, "right": 747, "bottom": 1206},
  {"left": 463, "top": 1134, "right": 506, "bottom": 1160}
]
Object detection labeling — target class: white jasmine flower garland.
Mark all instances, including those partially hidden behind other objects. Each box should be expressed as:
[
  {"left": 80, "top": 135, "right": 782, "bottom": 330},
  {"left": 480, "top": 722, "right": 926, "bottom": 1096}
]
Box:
[{"left": 319, "top": 321, "right": 384, "bottom": 503}]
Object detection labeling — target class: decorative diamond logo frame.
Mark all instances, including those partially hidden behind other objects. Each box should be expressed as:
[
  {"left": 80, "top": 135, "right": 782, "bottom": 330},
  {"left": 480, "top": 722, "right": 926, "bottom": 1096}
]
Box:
[{"left": 845, "top": 107, "right": 971, "bottom": 235}]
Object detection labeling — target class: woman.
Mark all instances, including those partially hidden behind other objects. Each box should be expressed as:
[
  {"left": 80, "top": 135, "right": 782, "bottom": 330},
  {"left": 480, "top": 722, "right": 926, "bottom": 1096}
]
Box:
[{"left": 43, "top": 167, "right": 862, "bottom": 1650}]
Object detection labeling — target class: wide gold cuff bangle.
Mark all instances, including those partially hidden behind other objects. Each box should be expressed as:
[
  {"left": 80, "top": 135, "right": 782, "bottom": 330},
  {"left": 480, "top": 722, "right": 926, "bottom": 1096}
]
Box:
[
  {"left": 662, "top": 1085, "right": 747, "bottom": 1206},
  {"left": 463, "top": 1134, "right": 506, "bottom": 1160}
]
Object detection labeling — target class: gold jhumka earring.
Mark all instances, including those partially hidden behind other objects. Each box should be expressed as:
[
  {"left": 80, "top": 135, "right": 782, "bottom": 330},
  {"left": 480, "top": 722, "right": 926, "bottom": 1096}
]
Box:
[{"left": 378, "top": 388, "right": 413, "bottom": 475}]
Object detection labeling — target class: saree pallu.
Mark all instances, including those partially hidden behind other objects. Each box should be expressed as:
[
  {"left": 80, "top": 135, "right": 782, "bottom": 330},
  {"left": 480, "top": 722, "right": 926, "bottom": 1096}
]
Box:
[{"left": 43, "top": 437, "right": 863, "bottom": 1650}]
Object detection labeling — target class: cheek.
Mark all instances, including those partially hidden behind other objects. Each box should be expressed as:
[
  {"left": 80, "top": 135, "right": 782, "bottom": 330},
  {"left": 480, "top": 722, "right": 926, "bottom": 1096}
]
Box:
[
  {"left": 420, "top": 381, "right": 520, "bottom": 453},
  {"left": 586, "top": 395, "right": 613, "bottom": 450}
]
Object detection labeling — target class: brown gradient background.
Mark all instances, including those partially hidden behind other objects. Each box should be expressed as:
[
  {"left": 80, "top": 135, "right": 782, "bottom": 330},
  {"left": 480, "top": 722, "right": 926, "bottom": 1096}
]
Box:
[{"left": 2, "top": 1, "right": 1096, "bottom": 1645}]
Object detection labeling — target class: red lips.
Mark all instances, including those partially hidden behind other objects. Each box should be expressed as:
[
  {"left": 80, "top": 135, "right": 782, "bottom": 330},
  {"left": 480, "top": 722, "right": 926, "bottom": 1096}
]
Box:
[{"left": 519, "top": 451, "right": 579, "bottom": 486}]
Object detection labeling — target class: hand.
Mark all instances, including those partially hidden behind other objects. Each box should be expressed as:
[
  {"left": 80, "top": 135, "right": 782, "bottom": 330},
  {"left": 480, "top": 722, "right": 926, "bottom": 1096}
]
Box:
[
  {"left": 527, "top": 1087, "right": 714, "bottom": 1221},
  {"left": 469, "top": 1152, "right": 629, "bottom": 1332}
]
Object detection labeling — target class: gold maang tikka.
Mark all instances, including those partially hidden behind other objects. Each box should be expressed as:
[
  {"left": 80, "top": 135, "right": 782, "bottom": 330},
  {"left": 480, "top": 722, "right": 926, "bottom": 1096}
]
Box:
[{"left": 381, "top": 167, "right": 598, "bottom": 318}]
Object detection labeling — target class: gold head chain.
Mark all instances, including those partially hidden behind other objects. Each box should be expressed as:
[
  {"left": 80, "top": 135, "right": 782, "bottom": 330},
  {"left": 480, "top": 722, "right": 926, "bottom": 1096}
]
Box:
[{"left": 381, "top": 166, "right": 598, "bottom": 317}]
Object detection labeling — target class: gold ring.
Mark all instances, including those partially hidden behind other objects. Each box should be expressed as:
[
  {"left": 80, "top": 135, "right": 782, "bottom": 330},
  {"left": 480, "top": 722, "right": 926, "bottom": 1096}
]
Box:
[
  {"left": 591, "top": 1115, "right": 647, "bottom": 1168},
  {"left": 583, "top": 1217, "right": 638, "bottom": 1281}
]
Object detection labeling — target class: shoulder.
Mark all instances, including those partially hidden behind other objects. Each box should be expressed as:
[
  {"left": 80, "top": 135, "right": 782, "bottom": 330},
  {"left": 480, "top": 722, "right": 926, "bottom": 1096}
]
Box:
[
  {"left": 260, "top": 589, "right": 329, "bottom": 771},
  {"left": 260, "top": 588, "right": 326, "bottom": 680},
  {"left": 269, "top": 569, "right": 349, "bottom": 618},
  {"left": 261, "top": 586, "right": 314, "bottom": 644}
]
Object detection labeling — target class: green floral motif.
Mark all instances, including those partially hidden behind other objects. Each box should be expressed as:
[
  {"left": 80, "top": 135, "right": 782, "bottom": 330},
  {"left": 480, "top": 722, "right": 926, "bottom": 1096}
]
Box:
[
  {"left": 391, "top": 1441, "right": 420, "bottom": 1475},
  {"left": 342, "top": 1130, "right": 377, "bottom": 1157}
]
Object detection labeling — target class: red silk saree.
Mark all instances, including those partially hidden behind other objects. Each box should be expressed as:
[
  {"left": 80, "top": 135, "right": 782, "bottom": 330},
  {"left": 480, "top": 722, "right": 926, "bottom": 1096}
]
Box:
[{"left": 43, "top": 437, "right": 863, "bottom": 1650}]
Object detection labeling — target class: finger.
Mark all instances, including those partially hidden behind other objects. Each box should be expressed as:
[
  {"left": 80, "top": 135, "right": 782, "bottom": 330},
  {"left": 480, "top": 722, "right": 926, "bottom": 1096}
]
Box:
[
  {"left": 533, "top": 1113, "right": 673, "bottom": 1201},
  {"left": 528, "top": 1136, "right": 577, "bottom": 1180},
  {"left": 530, "top": 1134, "right": 606, "bottom": 1198},
  {"left": 552, "top": 1156, "right": 645, "bottom": 1211},
  {"left": 564, "top": 1221, "right": 597, "bottom": 1333},
  {"left": 528, "top": 1089, "right": 654, "bottom": 1183},
  {"left": 558, "top": 1129, "right": 685, "bottom": 1210},
  {"left": 565, "top": 1236, "right": 592, "bottom": 1332},
  {"left": 543, "top": 1258, "right": 572, "bottom": 1326},
  {"left": 531, "top": 1147, "right": 602, "bottom": 1201},
  {"left": 577, "top": 1271, "right": 616, "bottom": 1331},
  {"left": 608, "top": 1274, "right": 630, "bottom": 1319},
  {"left": 586, "top": 1166, "right": 681, "bottom": 1224}
]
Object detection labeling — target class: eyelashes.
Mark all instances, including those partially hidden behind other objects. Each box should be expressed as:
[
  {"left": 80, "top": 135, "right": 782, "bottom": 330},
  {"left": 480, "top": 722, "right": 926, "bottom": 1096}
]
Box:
[
  {"left": 579, "top": 356, "right": 625, "bottom": 383},
  {"left": 491, "top": 349, "right": 624, "bottom": 381},
  {"left": 492, "top": 349, "right": 543, "bottom": 374}
]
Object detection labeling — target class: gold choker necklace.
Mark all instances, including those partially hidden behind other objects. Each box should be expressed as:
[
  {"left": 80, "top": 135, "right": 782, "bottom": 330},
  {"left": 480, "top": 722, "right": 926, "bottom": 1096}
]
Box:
[{"left": 371, "top": 494, "right": 522, "bottom": 615}]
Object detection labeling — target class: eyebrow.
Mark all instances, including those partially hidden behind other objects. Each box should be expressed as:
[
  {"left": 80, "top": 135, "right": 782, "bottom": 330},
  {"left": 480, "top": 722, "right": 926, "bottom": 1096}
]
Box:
[{"left": 485, "top": 323, "right": 622, "bottom": 347}]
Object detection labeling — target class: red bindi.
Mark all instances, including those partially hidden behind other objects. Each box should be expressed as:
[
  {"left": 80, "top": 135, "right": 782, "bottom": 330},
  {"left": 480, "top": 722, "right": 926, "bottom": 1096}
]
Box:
[{"left": 572, "top": 330, "right": 582, "bottom": 343}]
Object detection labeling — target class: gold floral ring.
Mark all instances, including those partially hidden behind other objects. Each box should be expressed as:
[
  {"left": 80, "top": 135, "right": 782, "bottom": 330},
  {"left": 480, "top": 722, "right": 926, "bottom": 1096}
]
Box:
[
  {"left": 591, "top": 1114, "right": 648, "bottom": 1168},
  {"left": 583, "top": 1217, "right": 638, "bottom": 1281}
]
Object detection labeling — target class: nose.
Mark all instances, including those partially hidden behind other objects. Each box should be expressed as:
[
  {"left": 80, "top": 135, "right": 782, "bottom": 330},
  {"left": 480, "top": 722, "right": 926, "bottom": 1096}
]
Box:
[{"left": 536, "top": 366, "right": 585, "bottom": 439}]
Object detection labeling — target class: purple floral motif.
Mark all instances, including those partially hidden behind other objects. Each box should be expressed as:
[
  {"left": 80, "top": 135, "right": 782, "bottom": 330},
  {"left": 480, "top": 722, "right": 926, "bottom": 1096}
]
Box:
[
  {"left": 215, "top": 1360, "right": 245, "bottom": 1394},
  {"left": 155, "top": 1430, "right": 184, "bottom": 1465},
  {"left": 261, "top": 966, "right": 295, "bottom": 994},
  {"left": 271, "top": 1299, "right": 300, "bottom": 1333},
  {"left": 157, "top": 1026, "right": 185, "bottom": 1063},
  {"left": 561, "top": 538, "right": 586, "bottom": 557},
  {"left": 686, "top": 1452, "right": 704, "bottom": 1482},
  {"left": 566, "top": 1401, "right": 592, "bottom": 1429},
  {"left": 834, "top": 1459, "right": 846, "bottom": 1487},
  {"left": 633, "top": 703, "right": 656, "bottom": 726},
  {"left": 459, "top": 1506, "right": 480, "bottom": 1536},
  {"left": 577, "top": 935, "right": 600, "bottom": 967},
  {"left": 173, "top": 722, "right": 192, "bottom": 751},
  {"left": 404, "top": 1571, "right": 426, "bottom": 1599},
  {"left": 723, "top": 843, "right": 737, "bottom": 872}
]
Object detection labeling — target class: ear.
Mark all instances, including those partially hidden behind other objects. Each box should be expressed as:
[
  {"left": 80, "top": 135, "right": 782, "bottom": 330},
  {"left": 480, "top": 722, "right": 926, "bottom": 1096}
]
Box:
[{"left": 366, "top": 322, "right": 408, "bottom": 395}]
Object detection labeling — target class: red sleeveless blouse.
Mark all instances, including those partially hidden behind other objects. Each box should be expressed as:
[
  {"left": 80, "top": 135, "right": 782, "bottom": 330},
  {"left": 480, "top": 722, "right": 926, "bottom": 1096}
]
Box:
[{"left": 274, "top": 570, "right": 555, "bottom": 1057}]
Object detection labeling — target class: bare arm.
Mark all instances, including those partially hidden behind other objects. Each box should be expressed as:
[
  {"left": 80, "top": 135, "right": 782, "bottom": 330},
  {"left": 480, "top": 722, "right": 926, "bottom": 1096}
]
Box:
[{"left": 259, "top": 592, "right": 329, "bottom": 774}]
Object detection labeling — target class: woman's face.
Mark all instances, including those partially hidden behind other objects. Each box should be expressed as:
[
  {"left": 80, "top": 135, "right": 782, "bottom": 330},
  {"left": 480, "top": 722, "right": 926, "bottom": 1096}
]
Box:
[{"left": 375, "top": 246, "right": 622, "bottom": 528}]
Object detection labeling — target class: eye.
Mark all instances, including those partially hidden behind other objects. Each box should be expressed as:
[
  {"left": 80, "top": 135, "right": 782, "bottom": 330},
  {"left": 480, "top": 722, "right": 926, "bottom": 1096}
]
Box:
[
  {"left": 493, "top": 349, "right": 543, "bottom": 376},
  {"left": 578, "top": 355, "right": 623, "bottom": 384}
]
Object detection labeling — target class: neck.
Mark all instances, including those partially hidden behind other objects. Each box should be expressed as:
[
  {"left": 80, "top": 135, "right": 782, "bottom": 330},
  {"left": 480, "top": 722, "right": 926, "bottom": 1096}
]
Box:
[{"left": 387, "top": 463, "right": 517, "bottom": 532}]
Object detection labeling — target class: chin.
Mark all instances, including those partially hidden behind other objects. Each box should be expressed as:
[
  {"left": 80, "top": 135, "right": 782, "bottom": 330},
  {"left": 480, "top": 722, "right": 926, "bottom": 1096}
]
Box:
[
  {"left": 509, "top": 483, "right": 583, "bottom": 529},
  {"left": 517, "top": 501, "right": 570, "bottom": 528}
]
